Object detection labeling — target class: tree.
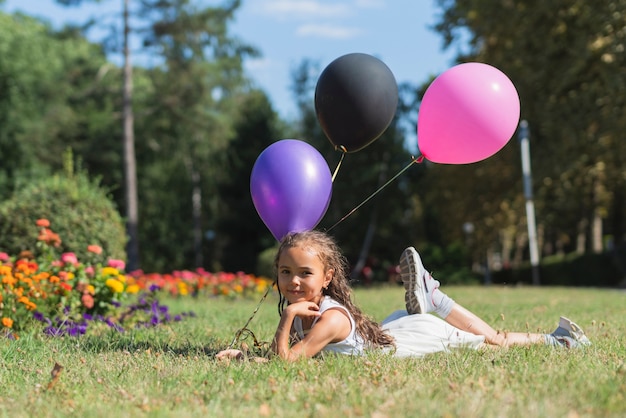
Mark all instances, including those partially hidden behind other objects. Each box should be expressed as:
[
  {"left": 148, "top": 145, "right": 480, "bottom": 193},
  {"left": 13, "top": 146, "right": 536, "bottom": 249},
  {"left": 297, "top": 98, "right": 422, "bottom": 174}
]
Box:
[
  {"left": 0, "top": 12, "right": 118, "bottom": 196},
  {"left": 130, "top": 0, "right": 259, "bottom": 271},
  {"left": 47, "top": 0, "right": 261, "bottom": 271},
  {"left": 212, "top": 90, "right": 280, "bottom": 273},
  {"left": 432, "top": 0, "right": 626, "bottom": 263}
]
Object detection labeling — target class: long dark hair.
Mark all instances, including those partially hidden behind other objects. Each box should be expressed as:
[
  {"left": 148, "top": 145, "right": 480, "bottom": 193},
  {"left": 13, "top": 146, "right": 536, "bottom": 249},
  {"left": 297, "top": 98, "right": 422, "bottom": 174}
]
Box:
[{"left": 274, "top": 230, "right": 394, "bottom": 349}]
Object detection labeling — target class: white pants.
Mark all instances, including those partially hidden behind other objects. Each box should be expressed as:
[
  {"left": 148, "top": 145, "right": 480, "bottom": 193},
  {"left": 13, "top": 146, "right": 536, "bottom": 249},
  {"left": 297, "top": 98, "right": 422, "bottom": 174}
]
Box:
[{"left": 381, "top": 310, "right": 485, "bottom": 358}]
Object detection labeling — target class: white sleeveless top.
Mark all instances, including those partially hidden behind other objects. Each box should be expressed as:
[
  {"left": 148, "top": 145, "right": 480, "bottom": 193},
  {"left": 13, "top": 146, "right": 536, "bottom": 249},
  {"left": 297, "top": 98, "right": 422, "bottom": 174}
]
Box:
[
  {"left": 292, "top": 297, "right": 485, "bottom": 358},
  {"left": 293, "top": 296, "right": 365, "bottom": 355}
]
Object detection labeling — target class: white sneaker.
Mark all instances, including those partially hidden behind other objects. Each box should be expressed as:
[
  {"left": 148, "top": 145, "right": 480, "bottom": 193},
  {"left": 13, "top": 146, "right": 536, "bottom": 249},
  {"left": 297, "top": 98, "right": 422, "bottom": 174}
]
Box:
[
  {"left": 399, "top": 247, "right": 440, "bottom": 314},
  {"left": 552, "top": 316, "right": 591, "bottom": 346}
]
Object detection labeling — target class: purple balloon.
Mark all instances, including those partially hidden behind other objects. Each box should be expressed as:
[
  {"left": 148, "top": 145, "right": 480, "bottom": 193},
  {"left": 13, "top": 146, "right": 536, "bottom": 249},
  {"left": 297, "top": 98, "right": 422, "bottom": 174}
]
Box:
[{"left": 251, "top": 140, "right": 333, "bottom": 241}]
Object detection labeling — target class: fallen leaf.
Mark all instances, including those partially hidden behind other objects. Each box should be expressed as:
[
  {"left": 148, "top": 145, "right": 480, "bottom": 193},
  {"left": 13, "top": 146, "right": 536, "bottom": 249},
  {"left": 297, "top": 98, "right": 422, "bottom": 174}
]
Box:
[
  {"left": 259, "top": 403, "right": 270, "bottom": 417},
  {"left": 47, "top": 362, "right": 64, "bottom": 390}
]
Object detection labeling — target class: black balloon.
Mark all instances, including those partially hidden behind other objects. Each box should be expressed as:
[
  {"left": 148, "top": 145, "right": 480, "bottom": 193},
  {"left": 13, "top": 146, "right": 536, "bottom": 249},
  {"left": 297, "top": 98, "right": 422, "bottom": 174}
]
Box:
[{"left": 314, "top": 53, "right": 398, "bottom": 153}]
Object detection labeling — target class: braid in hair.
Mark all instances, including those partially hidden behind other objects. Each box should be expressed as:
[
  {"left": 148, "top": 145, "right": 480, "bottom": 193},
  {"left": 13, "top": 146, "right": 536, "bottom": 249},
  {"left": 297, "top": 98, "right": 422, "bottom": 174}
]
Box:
[{"left": 274, "top": 230, "right": 395, "bottom": 349}]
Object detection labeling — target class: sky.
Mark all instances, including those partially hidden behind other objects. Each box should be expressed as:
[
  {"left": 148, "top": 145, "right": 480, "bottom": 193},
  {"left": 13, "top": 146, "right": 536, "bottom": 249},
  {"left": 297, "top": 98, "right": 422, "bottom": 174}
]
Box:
[{"left": 3, "top": 0, "right": 461, "bottom": 123}]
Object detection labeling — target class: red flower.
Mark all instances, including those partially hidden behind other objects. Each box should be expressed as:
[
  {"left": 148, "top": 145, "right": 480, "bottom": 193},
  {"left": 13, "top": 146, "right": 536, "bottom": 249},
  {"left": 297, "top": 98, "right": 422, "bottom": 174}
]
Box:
[{"left": 59, "top": 282, "right": 72, "bottom": 292}]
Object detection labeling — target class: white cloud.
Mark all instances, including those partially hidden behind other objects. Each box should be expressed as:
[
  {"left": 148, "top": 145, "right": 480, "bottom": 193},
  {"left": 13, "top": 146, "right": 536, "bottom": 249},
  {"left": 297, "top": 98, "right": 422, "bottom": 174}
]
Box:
[
  {"left": 295, "top": 23, "right": 362, "bottom": 39},
  {"left": 261, "top": 0, "right": 351, "bottom": 19}
]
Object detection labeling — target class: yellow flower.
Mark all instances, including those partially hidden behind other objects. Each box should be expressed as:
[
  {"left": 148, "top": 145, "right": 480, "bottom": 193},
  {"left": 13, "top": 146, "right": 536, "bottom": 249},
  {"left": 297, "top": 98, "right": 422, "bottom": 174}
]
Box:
[
  {"left": 105, "top": 278, "right": 124, "bottom": 293},
  {"left": 101, "top": 267, "right": 119, "bottom": 277},
  {"left": 178, "top": 282, "right": 188, "bottom": 296},
  {"left": 125, "top": 284, "right": 140, "bottom": 294},
  {"left": 2, "top": 317, "right": 13, "bottom": 328},
  {"left": 117, "top": 274, "right": 126, "bottom": 284},
  {"left": 86, "top": 285, "right": 95, "bottom": 295}
]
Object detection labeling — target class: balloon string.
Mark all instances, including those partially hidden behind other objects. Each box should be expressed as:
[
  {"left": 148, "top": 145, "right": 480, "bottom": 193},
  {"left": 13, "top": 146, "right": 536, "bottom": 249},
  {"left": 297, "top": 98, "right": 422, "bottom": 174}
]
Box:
[
  {"left": 331, "top": 146, "right": 348, "bottom": 182},
  {"left": 227, "top": 280, "right": 276, "bottom": 350},
  {"left": 326, "top": 154, "right": 424, "bottom": 233}
]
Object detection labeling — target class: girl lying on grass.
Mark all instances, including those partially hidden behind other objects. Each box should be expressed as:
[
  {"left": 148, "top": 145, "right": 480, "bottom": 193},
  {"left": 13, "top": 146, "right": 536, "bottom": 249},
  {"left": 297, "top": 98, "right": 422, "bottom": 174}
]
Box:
[{"left": 216, "top": 230, "right": 590, "bottom": 362}]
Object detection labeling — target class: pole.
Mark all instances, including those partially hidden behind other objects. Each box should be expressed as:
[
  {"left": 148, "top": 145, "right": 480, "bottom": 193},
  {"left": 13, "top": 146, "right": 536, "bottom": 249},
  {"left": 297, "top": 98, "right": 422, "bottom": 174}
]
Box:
[{"left": 518, "top": 120, "right": 540, "bottom": 285}]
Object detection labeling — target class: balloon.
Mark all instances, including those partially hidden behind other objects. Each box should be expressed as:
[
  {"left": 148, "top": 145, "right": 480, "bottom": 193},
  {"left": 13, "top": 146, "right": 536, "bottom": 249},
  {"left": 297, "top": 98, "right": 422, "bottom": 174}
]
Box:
[
  {"left": 250, "top": 140, "right": 333, "bottom": 241},
  {"left": 417, "top": 62, "right": 520, "bottom": 164},
  {"left": 315, "top": 53, "right": 398, "bottom": 153}
]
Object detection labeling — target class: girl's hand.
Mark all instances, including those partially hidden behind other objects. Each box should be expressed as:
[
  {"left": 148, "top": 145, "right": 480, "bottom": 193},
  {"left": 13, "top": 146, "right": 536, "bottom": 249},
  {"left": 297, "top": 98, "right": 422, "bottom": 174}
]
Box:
[
  {"left": 216, "top": 349, "right": 244, "bottom": 361},
  {"left": 285, "top": 301, "right": 321, "bottom": 320}
]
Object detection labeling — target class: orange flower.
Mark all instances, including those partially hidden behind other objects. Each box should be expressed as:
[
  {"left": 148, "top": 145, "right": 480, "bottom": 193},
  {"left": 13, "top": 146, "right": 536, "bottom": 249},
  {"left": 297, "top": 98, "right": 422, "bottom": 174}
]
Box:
[
  {"left": 2, "top": 275, "right": 16, "bottom": 286},
  {"left": 36, "top": 219, "right": 50, "bottom": 227},
  {"left": 37, "top": 228, "right": 62, "bottom": 247},
  {"left": 2, "top": 317, "right": 13, "bottom": 328},
  {"left": 18, "top": 250, "right": 34, "bottom": 260},
  {"left": 87, "top": 245, "right": 103, "bottom": 255},
  {"left": 81, "top": 293, "right": 94, "bottom": 309}
]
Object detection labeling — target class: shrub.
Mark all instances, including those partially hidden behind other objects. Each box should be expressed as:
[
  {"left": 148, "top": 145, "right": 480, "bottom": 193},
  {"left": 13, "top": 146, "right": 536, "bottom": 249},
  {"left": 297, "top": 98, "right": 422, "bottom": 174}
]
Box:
[
  {"left": 256, "top": 244, "right": 279, "bottom": 280},
  {"left": 0, "top": 152, "right": 127, "bottom": 262}
]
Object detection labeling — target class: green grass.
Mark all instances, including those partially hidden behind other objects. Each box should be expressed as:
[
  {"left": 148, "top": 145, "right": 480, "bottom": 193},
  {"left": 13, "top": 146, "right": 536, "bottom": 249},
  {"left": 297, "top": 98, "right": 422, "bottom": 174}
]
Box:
[{"left": 1, "top": 285, "right": 624, "bottom": 417}]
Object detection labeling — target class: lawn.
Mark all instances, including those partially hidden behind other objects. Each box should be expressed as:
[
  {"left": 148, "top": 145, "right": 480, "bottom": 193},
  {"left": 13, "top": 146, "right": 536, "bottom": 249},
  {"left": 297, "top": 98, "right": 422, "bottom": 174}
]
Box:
[{"left": 1, "top": 285, "right": 624, "bottom": 417}]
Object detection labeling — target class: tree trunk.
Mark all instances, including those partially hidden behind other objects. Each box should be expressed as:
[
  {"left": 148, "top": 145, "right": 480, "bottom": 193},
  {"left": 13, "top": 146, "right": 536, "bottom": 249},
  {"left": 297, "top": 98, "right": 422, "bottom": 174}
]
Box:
[
  {"left": 123, "top": 0, "right": 140, "bottom": 270},
  {"left": 592, "top": 209, "right": 603, "bottom": 253},
  {"left": 191, "top": 169, "right": 203, "bottom": 267},
  {"left": 576, "top": 218, "right": 587, "bottom": 254}
]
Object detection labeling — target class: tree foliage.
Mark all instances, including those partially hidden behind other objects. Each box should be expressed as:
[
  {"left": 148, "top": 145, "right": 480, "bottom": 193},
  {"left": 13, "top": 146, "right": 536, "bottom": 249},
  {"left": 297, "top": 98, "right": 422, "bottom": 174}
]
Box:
[
  {"left": 431, "top": 0, "right": 626, "bottom": 265},
  {"left": 5, "top": 0, "right": 625, "bottom": 278},
  {"left": 0, "top": 12, "right": 116, "bottom": 197}
]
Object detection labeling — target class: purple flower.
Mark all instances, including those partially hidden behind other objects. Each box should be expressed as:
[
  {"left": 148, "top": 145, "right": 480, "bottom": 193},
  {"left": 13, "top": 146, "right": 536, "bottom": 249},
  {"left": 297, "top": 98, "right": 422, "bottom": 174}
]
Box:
[{"left": 44, "top": 326, "right": 61, "bottom": 336}]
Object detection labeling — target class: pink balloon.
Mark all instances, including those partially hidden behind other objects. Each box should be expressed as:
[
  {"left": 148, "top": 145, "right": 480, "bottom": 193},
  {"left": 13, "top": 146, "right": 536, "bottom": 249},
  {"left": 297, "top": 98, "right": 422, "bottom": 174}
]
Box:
[{"left": 417, "top": 63, "right": 520, "bottom": 164}]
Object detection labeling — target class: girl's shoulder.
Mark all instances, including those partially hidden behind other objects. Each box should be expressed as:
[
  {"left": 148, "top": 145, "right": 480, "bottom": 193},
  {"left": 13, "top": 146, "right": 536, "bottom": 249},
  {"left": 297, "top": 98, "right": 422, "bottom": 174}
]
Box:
[{"left": 319, "top": 296, "right": 350, "bottom": 313}]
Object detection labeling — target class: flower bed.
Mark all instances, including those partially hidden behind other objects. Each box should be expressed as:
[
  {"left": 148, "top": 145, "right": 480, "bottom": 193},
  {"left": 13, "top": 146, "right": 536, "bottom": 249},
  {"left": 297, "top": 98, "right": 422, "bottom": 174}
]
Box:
[{"left": 0, "top": 220, "right": 274, "bottom": 338}]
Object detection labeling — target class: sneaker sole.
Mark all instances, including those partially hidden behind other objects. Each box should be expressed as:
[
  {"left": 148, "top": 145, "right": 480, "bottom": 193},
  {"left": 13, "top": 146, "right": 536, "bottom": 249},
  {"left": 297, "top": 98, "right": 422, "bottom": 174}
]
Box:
[
  {"left": 399, "top": 247, "right": 427, "bottom": 314},
  {"left": 559, "top": 316, "right": 591, "bottom": 345}
]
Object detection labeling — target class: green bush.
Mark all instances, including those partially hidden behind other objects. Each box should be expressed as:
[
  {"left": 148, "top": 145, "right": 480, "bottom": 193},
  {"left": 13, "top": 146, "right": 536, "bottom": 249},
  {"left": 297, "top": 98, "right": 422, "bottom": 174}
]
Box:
[
  {"left": 256, "top": 244, "right": 279, "bottom": 279},
  {"left": 0, "top": 155, "right": 127, "bottom": 261}
]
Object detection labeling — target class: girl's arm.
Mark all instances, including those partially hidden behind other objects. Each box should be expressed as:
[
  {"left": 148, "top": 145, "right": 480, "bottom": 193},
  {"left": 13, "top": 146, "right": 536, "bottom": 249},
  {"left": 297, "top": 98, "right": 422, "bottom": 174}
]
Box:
[{"left": 271, "top": 301, "right": 351, "bottom": 361}]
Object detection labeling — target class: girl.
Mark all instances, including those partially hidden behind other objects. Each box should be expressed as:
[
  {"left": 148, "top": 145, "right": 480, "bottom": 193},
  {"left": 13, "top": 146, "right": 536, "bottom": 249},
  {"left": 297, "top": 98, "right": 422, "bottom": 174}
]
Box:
[{"left": 216, "top": 230, "right": 589, "bottom": 361}]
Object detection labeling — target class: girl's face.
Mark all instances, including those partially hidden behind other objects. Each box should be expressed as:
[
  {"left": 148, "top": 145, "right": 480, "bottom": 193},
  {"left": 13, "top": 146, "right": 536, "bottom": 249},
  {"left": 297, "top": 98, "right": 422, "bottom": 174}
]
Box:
[{"left": 277, "top": 245, "right": 333, "bottom": 305}]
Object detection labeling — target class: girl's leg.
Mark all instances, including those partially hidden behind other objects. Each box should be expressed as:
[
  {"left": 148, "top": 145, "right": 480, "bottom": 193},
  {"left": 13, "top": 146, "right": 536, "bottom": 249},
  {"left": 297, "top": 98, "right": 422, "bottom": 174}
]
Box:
[
  {"left": 443, "top": 303, "right": 545, "bottom": 347},
  {"left": 399, "top": 247, "right": 590, "bottom": 348}
]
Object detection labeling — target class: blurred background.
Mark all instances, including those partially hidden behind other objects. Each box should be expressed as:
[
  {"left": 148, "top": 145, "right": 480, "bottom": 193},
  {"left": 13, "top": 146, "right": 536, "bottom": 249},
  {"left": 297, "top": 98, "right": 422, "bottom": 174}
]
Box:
[{"left": 0, "top": 0, "right": 625, "bottom": 288}]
